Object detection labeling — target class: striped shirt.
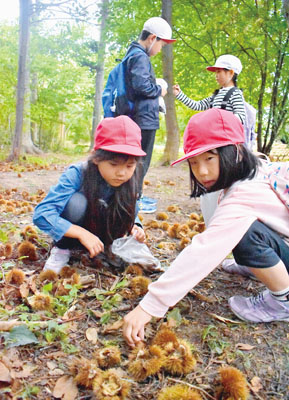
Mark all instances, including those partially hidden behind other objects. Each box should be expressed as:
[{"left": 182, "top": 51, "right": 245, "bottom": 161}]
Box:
[{"left": 176, "top": 87, "right": 246, "bottom": 125}]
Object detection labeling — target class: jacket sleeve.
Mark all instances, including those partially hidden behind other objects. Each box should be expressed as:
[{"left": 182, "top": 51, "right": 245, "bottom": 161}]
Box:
[
  {"left": 128, "top": 53, "right": 162, "bottom": 99},
  {"left": 33, "top": 164, "right": 83, "bottom": 242},
  {"left": 139, "top": 193, "right": 258, "bottom": 318}
]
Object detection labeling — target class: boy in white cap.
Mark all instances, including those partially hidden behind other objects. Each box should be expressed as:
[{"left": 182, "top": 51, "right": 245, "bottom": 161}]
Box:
[
  {"left": 173, "top": 54, "right": 245, "bottom": 125},
  {"left": 123, "top": 17, "right": 176, "bottom": 213}
]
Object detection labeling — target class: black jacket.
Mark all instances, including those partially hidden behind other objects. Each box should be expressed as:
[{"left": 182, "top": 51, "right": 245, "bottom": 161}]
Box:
[{"left": 124, "top": 41, "right": 161, "bottom": 130}]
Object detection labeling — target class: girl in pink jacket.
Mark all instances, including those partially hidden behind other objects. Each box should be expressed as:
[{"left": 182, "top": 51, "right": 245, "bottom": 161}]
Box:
[{"left": 123, "top": 108, "right": 289, "bottom": 347}]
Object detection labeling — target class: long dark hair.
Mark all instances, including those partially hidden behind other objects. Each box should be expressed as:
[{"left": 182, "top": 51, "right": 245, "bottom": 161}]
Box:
[
  {"left": 82, "top": 149, "right": 142, "bottom": 245},
  {"left": 189, "top": 145, "right": 260, "bottom": 198}
]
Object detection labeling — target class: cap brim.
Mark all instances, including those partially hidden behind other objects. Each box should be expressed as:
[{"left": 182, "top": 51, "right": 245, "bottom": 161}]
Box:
[
  {"left": 162, "top": 38, "right": 176, "bottom": 43},
  {"left": 206, "top": 66, "right": 222, "bottom": 72},
  {"left": 171, "top": 142, "right": 241, "bottom": 166},
  {"left": 97, "top": 144, "right": 146, "bottom": 157}
]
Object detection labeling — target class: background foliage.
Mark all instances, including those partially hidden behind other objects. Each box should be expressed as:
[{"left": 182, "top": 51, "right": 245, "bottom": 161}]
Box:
[{"left": 0, "top": 0, "right": 288, "bottom": 155}]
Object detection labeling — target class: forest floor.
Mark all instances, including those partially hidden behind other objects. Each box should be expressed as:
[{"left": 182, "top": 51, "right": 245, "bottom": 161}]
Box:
[{"left": 0, "top": 152, "right": 288, "bottom": 400}]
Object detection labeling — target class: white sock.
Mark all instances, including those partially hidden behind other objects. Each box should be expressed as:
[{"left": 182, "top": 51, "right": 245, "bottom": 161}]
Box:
[{"left": 270, "top": 286, "right": 289, "bottom": 303}]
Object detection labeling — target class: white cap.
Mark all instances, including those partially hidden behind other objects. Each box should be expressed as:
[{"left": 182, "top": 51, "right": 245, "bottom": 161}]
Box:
[
  {"left": 143, "top": 17, "right": 176, "bottom": 43},
  {"left": 206, "top": 54, "right": 242, "bottom": 75}
]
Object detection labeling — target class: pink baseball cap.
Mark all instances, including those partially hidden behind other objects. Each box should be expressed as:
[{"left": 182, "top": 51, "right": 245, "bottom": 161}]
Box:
[
  {"left": 171, "top": 109, "right": 245, "bottom": 166},
  {"left": 94, "top": 116, "right": 146, "bottom": 156}
]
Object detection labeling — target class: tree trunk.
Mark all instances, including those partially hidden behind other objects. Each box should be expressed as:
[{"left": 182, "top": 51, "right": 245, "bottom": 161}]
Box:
[
  {"left": 7, "top": 0, "right": 31, "bottom": 161},
  {"left": 90, "top": 0, "right": 109, "bottom": 149},
  {"left": 7, "top": 0, "right": 41, "bottom": 161},
  {"left": 283, "top": 0, "right": 289, "bottom": 26},
  {"left": 160, "top": 0, "right": 180, "bottom": 165}
]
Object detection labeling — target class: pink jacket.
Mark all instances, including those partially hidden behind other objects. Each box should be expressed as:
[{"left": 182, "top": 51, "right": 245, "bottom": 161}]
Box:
[{"left": 140, "top": 162, "right": 289, "bottom": 318}]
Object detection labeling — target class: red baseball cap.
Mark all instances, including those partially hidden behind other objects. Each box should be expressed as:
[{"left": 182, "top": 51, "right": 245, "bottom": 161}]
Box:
[
  {"left": 171, "top": 109, "right": 245, "bottom": 166},
  {"left": 93, "top": 116, "right": 146, "bottom": 156}
]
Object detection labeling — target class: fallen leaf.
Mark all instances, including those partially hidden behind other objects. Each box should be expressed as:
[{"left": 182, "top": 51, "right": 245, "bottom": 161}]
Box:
[
  {"left": 91, "top": 310, "right": 103, "bottom": 319},
  {"left": 53, "top": 375, "right": 78, "bottom": 400},
  {"left": 209, "top": 313, "right": 242, "bottom": 324},
  {"left": 0, "top": 320, "right": 22, "bottom": 331},
  {"left": 190, "top": 289, "right": 214, "bottom": 303},
  {"left": 0, "top": 361, "right": 11, "bottom": 383},
  {"left": 49, "top": 368, "right": 64, "bottom": 376},
  {"left": 250, "top": 376, "right": 263, "bottom": 392},
  {"left": 236, "top": 343, "right": 255, "bottom": 351},
  {"left": 102, "top": 319, "right": 123, "bottom": 334},
  {"left": 10, "top": 364, "right": 36, "bottom": 379},
  {"left": 19, "top": 282, "right": 30, "bottom": 298},
  {"left": 85, "top": 327, "right": 98, "bottom": 344}
]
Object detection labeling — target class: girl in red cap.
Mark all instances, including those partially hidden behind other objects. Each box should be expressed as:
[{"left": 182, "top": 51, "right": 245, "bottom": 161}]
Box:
[
  {"left": 33, "top": 116, "right": 146, "bottom": 273},
  {"left": 123, "top": 108, "right": 289, "bottom": 347}
]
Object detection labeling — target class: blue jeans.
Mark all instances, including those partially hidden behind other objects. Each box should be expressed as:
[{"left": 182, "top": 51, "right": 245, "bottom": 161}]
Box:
[
  {"left": 56, "top": 192, "right": 87, "bottom": 249},
  {"left": 233, "top": 220, "right": 289, "bottom": 271}
]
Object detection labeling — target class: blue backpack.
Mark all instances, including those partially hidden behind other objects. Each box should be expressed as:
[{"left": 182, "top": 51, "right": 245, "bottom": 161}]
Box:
[{"left": 102, "top": 48, "right": 142, "bottom": 118}]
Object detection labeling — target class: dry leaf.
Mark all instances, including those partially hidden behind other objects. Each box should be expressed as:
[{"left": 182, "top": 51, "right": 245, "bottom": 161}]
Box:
[
  {"left": 11, "top": 364, "right": 36, "bottom": 379},
  {"left": 0, "top": 361, "right": 11, "bottom": 383},
  {"left": 47, "top": 361, "right": 57, "bottom": 370},
  {"left": 0, "top": 320, "right": 22, "bottom": 331},
  {"left": 250, "top": 376, "right": 263, "bottom": 393},
  {"left": 102, "top": 319, "right": 123, "bottom": 334},
  {"left": 190, "top": 289, "right": 214, "bottom": 303},
  {"left": 236, "top": 343, "right": 255, "bottom": 351},
  {"left": 91, "top": 310, "right": 103, "bottom": 319},
  {"left": 53, "top": 375, "right": 78, "bottom": 400},
  {"left": 85, "top": 327, "right": 98, "bottom": 344},
  {"left": 209, "top": 313, "right": 242, "bottom": 324},
  {"left": 19, "top": 282, "right": 30, "bottom": 298}
]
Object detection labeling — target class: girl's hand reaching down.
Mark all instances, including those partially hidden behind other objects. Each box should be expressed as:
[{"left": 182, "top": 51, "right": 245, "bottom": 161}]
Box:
[
  {"left": 123, "top": 305, "right": 152, "bottom": 347},
  {"left": 131, "top": 224, "right": 146, "bottom": 242}
]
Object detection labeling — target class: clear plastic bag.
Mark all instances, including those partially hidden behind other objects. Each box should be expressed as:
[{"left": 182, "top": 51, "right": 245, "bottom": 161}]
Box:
[{"left": 111, "top": 236, "right": 163, "bottom": 272}]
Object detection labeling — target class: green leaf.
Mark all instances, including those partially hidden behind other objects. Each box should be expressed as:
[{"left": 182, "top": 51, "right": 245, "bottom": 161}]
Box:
[
  {"left": 3, "top": 325, "right": 39, "bottom": 348},
  {"left": 100, "top": 312, "right": 111, "bottom": 325},
  {"left": 167, "top": 307, "right": 182, "bottom": 326}
]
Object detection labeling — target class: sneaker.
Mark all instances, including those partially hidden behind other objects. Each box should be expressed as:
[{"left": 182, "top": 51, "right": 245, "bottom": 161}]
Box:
[
  {"left": 138, "top": 199, "right": 157, "bottom": 214},
  {"left": 222, "top": 258, "right": 257, "bottom": 280},
  {"left": 141, "top": 196, "right": 157, "bottom": 205},
  {"left": 229, "top": 290, "right": 289, "bottom": 322},
  {"left": 43, "top": 246, "right": 71, "bottom": 274}
]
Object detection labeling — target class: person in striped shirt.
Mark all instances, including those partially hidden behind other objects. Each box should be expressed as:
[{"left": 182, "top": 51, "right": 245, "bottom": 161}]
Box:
[{"left": 173, "top": 54, "right": 246, "bottom": 125}]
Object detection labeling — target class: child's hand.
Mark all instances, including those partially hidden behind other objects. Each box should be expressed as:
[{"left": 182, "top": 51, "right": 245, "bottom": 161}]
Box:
[
  {"left": 131, "top": 225, "right": 145, "bottom": 242},
  {"left": 123, "top": 305, "right": 152, "bottom": 347},
  {"left": 78, "top": 229, "right": 104, "bottom": 258},
  {"left": 173, "top": 84, "right": 180, "bottom": 96}
]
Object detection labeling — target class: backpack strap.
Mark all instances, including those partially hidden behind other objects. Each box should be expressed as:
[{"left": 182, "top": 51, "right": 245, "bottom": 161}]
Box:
[{"left": 220, "top": 87, "right": 237, "bottom": 109}]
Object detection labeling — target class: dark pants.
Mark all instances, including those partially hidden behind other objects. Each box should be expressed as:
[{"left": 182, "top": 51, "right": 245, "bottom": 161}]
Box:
[
  {"left": 233, "top": 220, "right": 289, "bottom": 271},
  {"left": 138, "top": 129, "right": 156, "bottom": 197},
  {"left": 56, "top": 192, "right": 87, "bottom": 250}
]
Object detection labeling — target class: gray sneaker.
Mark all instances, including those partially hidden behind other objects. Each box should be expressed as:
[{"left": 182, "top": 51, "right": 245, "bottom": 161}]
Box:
[
  {"left": 43, "top": 246, "right": 71, "bottom": 274},
  {"left": 222, "top": 258, "right": 257, "bottom": 279},
  {"left": 229, "top": 290, "right": 289, "bottom": 322}
]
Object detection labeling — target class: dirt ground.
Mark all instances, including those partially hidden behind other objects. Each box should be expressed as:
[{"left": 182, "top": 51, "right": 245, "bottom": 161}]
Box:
[{"left": 0, "top": 156, "right": 288, "bottom": 400}]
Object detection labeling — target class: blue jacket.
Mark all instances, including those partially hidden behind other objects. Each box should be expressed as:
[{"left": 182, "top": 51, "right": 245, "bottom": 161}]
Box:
[
  {"left": 33, "top": 163, "right": 141, "bottom": 242},
  {"left": 125, "top": 41, "right": 161, "bottom": 130}
]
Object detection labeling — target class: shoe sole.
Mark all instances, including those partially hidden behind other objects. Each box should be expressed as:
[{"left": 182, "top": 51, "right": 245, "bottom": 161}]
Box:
[{"left": 139, "top": 209, "right": 156, "bottom": 214}]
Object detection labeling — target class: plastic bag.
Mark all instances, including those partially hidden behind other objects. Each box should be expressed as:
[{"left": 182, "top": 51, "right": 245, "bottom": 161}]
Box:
[{"left": 111, "top": 236, "right": 163, "bottom": 272}]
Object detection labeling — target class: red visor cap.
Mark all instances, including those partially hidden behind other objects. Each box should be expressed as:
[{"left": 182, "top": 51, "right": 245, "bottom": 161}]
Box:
[
  {"left": 171, "top": 109, "right": 245, "bottom": 166},
  {"left": 94, "top": 116, "right": 146, "bottom": 157}
]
